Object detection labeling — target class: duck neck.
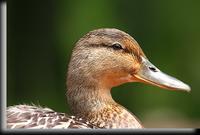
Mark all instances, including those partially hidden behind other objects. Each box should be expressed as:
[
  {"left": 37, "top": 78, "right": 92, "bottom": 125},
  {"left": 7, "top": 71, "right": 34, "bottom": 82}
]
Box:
[
  {"left": 66, "top": 75, "right": 143, "bottom": 128},
  {"left": 67, "top": 76, "right": 115, "bottom": 117}
]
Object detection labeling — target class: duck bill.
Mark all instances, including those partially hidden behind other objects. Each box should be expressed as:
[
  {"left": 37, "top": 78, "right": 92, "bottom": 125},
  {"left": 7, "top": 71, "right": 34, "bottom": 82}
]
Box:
[{"left": 134, "top": 57, "right": 191, "bottom": 92}]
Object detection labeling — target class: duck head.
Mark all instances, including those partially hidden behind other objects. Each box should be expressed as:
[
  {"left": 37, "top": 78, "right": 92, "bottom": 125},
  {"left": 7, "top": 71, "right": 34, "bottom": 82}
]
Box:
[
  {"left": 66, "top": 29, "right": 191, "bottom": 126},
  {"left": 67, "top": 28, "right": 190, "bottom": 92}
]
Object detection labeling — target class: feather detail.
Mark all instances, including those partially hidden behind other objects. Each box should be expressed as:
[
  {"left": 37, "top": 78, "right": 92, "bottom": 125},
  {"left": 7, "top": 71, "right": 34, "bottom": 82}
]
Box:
[{"left": 7, "top": 105, "right": 98, "bottom": 129}]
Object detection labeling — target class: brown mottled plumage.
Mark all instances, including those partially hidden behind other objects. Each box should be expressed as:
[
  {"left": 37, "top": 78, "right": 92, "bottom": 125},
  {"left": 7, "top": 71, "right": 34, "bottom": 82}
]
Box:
[
  {"left": 7, "top": 105, "right": 97, "bottom": 129},
  {"left": 7, "top": 28, "right": 190, "bottom": 129}
]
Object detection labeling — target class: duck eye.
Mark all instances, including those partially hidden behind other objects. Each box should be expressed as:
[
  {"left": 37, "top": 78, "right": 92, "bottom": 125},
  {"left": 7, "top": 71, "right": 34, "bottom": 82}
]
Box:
[{"left": 111, "top": 43, "right": 123, "bottom": 50}]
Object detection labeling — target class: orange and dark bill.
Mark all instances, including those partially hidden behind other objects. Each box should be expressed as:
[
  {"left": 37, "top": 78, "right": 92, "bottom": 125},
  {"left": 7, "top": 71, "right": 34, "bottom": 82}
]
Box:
[{"left": 134, "top": 57, "right": 191, "bottom": 92}]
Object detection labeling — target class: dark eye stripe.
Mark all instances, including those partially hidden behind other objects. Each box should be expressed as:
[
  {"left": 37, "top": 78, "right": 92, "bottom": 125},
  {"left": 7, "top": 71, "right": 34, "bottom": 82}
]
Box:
[{"left": 90, "top": 43, "right": 138, "bottom": 58}]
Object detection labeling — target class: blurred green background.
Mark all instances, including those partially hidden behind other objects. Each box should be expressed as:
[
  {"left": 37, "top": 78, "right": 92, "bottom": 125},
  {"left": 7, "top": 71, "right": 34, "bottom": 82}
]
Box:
[{"left": 7, "top": 0, "right": 200, "bottom": 128}]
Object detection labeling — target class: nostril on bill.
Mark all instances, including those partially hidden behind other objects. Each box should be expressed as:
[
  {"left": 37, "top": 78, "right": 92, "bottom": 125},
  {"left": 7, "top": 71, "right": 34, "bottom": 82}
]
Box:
[{"left": 149, "top": 67, "right": 157, "bottom": 72}]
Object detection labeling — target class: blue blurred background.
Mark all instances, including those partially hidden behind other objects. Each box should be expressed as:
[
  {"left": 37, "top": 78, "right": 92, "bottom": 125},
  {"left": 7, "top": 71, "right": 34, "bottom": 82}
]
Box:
[{"left": 7, "top": 0, "right": 200, "bottom": 127}]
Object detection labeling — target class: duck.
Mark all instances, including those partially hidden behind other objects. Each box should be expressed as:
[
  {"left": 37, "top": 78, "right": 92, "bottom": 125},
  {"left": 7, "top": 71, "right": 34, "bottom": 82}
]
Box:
[{"left": 6, "top": 28, "right": 191, "bottom": 129}]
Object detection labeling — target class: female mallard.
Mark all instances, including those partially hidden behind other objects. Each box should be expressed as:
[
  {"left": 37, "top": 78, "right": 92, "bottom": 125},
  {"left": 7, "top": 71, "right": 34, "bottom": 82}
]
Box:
[{"left": 7, "top": 28, "right": 191, "bottom": 129}]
